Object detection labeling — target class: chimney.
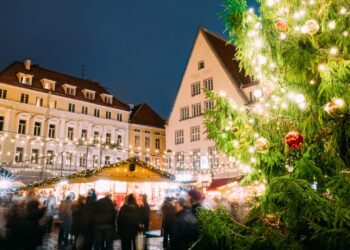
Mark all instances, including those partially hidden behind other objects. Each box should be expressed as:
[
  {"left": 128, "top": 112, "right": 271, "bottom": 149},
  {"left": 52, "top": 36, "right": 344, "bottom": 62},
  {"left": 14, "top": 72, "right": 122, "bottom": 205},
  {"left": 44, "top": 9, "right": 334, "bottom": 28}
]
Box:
[{"left": 24, "top": 59, "right": 31, "bottom": 71}]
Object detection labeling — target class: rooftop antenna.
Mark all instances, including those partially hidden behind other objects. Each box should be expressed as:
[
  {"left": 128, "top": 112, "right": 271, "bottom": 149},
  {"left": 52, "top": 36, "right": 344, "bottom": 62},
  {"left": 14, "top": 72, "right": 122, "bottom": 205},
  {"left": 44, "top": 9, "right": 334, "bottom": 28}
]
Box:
[{"left": 81, "top": 64, "right": 87, "bottom": 79}]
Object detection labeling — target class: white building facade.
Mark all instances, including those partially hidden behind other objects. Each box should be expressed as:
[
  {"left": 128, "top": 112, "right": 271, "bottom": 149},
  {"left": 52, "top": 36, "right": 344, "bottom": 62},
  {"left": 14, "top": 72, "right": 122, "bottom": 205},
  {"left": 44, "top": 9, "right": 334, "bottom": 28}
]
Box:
[
  {"left": 0, "top": 60, "right": 130, "bottom": 181},
  {"left": 166, "top": 28, "right": 257, "bottom": 183}
]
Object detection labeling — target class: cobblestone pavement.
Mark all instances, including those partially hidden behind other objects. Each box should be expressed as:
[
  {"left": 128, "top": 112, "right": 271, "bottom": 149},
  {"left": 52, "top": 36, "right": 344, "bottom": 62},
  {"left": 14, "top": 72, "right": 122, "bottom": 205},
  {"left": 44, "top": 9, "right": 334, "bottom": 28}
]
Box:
[{"left": 42, "top": 231, "right": 163, "bottom": 250}]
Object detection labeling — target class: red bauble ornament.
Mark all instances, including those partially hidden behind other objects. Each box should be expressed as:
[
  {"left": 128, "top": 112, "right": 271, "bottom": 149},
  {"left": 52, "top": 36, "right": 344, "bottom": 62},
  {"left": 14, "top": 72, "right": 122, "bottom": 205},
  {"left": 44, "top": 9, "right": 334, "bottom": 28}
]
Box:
[
  {"left": 275, "top": 18, "right": 288, "bottom": 32},
  {"left": 284, "top": 131, "right": 304, "bottom": 150}
]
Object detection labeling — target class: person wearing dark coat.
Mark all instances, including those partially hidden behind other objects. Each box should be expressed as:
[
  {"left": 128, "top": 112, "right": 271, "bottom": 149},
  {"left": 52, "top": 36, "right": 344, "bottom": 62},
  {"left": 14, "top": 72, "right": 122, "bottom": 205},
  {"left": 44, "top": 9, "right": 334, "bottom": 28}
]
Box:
[
  {"left": 161, "top": 197, "right": 176, "bottom": 249},
  {"left": 171, "top": 198, "right": 198, "bottom": 250},
  {"left": 187, "top": 189, "right": 203, "bottom": 218},
  {"left": 82, "top": 194, "right": 97, "bottom": 250},
  {"left": 22, "top": 198, "right": 46, "bottom": 250},
  {"left": 71, "top": 196, "right": 86, "bottom": 250},
  {"left": 117, "top": 194, "right": 142, "bottom": 250},
  {"left": 93, "top": 194, "right": 117, "bottom": 250},
  {"left": 139, "top": 194, "right": 151, "bottom": 250}
]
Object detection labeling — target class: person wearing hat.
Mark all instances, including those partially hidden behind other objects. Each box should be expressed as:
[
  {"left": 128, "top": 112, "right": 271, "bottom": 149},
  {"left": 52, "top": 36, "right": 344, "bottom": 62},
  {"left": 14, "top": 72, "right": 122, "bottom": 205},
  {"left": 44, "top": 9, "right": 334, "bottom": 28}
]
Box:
[
  {"left": 187, "top": 189, "right": 203, "bottom": 218},
  {"left": 170, "top": 197, "right": 198, "bottom": 250}
]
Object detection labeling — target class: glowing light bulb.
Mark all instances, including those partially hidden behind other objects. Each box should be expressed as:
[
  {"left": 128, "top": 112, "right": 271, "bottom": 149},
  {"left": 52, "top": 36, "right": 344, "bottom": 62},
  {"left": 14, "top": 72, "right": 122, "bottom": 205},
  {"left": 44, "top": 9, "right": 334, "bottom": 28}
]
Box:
[
  {"left": 295, "top": 94, "right": 305, "bottom": 104},
  {"left": 329, "top": 47, "right": 338, "bottom": 55},
  {"left": 253, "top": 89, "right": 263, "bottom": 98},
  {"left": 219, "top": 91, "right": 227, "bottom": 97},
  {"left": 279, "top": 32, "right": 287, "bottom": 40},
  {"left": 318, "top": 64, "right": 327, "bottom": 71},
  {"left": 257, "top": 55, "right": 267, "bottom": 65},
  {"left": 339, "top": 7, "right": 347, "bottom": 15},
  {"left": 248, "top": 146, "right": 255, "bottom": 154},
  {"left": 309, "top": 79, "right": 316, "bottom": 85},
  {"left": 328, "top": 21, "right": 336, "bottom": 29},
  {"left": 281, "top": 102, "right": 288, "bottom": 109},
  {"left": 254, "top": 39, "right": 264, "bottom": 48},
  {"left": 343, "top": 31, "right": 349, "bottom": 37}
]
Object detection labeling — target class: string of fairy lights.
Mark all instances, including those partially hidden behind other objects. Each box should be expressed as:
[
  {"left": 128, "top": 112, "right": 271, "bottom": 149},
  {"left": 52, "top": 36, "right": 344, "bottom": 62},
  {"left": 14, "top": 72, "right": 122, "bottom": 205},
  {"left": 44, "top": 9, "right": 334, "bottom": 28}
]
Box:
[{"left": 212, "top": 2, "right": 349, "bottom": 175}]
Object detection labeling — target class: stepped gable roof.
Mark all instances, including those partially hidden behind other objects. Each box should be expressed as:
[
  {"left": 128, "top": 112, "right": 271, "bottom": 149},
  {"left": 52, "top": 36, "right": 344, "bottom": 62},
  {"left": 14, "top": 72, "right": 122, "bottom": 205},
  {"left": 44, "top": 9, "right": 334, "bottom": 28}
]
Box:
[
  {"left": 200, "top": 28, "right": 256, "bottom": 102},
  {"left": 130, "top": 103, "right": 165, "bottom": 128},
  {"left": 0, "top": 61, "right": 130, "bottom": 111}
]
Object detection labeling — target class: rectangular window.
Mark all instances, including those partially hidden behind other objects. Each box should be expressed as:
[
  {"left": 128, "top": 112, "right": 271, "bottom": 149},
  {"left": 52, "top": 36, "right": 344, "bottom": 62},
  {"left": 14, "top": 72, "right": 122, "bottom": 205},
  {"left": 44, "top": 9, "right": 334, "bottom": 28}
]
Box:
[
  {"left": 117, "top": 113, "right": 122, "bottom": 122},
  {"left": 180, "top": 106, "right": 189, "bottom": 120},
  {"left": 175, "top": 129, "right": 184, "bottom": 145},
  {"left": 18, "top": 119, "right": 26, "bottom": 134},
  {"left": 190, "top": 126, "right": 200, "bottom": 142},
  {"left": 175, "top": 152, "right": 184, "bottom": 170},
  {"left": 106, "top": 111, "right": 111, "bottom": 119},
  {"left": 66, "top": 87, "right": 75, "bottom": 95},
  {"left": 203, "top": 77, "right": 213, "bottom": 90},
  {"left": 94, "top": 109, "right": 100, "bottom": 117},
  {"left": 191, "top": 82, "right": 201, "bottom": 96},
  {"left": 20, "top": 93, "right": 29, "bottom": 103},
  {"left": 81, "top": 129, "right": 87, "bottom": 141},
  {"left": 35, "top": 97, "right": 43, "bottom": 107},
  {"left": 79, "top": 154, "right": 87, "bottom": 167},
  {"left": 0, "top": 89, "right": 7, "bottom": 99},
  {"left": 155, "top": 138, "right": 160, "bottom": 149},
  {"left": 68, "top": 103, "right": 75, "bottom": 112},
  {"left": 82, "top": 106, "right": 88, "bottom": 115},
  {"left": 135, "top": 135, "right": 141, "bottom": 147},
  {"left": 208, "top": 146, "right": 219, "bottom": 168},
  {"left": 48, "top": 124, "right": 56, "bottom": 138},
  {"left": 66, "top": 153, "right": 73, "bottom": 167},
  {"left": 145, "top": 137, "right": 150, "bottom": 148},
  {"left": 166, "top": 156, "right": 172, "bottom": 169},
  {"left": 204, "top": 100, "right": 214, "bottom": 110},
  {"left": 0, "top": 116, "right": 4, "bottom": 131},
  {"left": 104, "top": 97, "right": 112, "bottom": 104},
  {"left": 117, "top": 135, "right": 122, "bottom": 147},
  {"left": 104, "top": 156, "right": 111, "bottom": 166},
  {"left": 86, "top": 92, "right": 95, "bottom": 100},
  {"left": 198, "top": 60, "right": 205, "bottom": 70},
  {"left": 192, "top": 103, "right": 201, "bottom": 117},
  {"left": 15, "top": 147, "right": 24, "bottom": 163},
  {"left": 31, "top": 149, "right": 39, "bottom": 164},
  {"left": 106, "top": 133, "right": 111, "bottom": 145},
  {"left": 192, "top": 149, "right": 201, "bottom": 169},
  {"left": 67, "top": 127, "right": 74, "bottom": 140},
  {"left": 249, "top": 92, "right": 257, "bottom": 103},
  {"left": 34, "top": 122, "right": 41, "bottom": 136},
  {"left": 46, "top": 150, "right": 54, "bottom": 165},
  {"left": 93, "top": 131, "right": 100, "bottom": 144}
]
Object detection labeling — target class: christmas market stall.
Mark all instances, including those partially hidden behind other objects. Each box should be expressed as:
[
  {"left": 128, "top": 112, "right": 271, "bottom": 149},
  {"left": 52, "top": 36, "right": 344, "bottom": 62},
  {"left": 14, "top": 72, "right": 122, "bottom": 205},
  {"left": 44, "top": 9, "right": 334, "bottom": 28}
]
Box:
[{"left": 23, "top": 159, "right": 177, "bottom": 229}]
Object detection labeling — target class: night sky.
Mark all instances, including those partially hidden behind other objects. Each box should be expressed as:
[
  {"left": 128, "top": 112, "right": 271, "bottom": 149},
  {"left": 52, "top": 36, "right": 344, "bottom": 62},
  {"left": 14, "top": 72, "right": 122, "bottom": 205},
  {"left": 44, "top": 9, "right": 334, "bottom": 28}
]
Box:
[{"left": 0, "top": 0, "right": 257, "bottom": 118}]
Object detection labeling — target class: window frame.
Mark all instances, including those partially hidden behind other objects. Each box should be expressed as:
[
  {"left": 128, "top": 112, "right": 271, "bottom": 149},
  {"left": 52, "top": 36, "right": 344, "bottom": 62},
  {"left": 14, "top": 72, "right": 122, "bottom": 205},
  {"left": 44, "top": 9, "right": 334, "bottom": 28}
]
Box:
[{"left": 191, "top": 82, "right": 201, "bottom": 97}]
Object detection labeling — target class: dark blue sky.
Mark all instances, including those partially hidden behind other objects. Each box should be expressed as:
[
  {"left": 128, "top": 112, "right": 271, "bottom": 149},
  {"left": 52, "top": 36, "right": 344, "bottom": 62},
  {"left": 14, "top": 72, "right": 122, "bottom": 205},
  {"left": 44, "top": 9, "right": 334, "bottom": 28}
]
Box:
[{"left": 0, "top": 0, "right": 257, "bottom": 118}]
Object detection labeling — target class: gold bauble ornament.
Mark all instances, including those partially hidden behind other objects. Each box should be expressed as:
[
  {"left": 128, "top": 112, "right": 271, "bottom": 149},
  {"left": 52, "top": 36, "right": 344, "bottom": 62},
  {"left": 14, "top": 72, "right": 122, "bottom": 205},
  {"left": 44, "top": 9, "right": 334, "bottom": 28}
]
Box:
[
  {"left": 232, "top": 126, "right": 239, "bottom": 133},
  {"left": 325, "top": 98, "right": 348, "bottom": 118},
  {"left": 255, "top": 137, "right": 270, "bottom": 153},
  {"left": 302, "top": 19, "right": 320, "bottom": 35}
]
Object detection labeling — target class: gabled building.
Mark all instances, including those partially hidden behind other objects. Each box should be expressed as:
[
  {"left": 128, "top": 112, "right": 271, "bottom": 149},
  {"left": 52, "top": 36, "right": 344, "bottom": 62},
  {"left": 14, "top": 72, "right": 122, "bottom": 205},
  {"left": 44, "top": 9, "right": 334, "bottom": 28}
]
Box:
[
  {"left": 129, "top": 103, "right": 166, "bottom": 169},
  {"left": 166, "top": 28, "right": 257, "bottom": 182},
  {"left": 0, "top": 60, "right": 130, "bottom": 180}
]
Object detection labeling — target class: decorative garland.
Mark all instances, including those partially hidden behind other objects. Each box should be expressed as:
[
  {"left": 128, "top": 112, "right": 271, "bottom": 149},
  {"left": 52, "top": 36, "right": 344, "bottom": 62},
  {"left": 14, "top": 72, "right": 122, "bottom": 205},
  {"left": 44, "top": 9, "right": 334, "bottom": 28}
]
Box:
[{"left": 22, "top": 158, "right": 175, "bottom": 190}]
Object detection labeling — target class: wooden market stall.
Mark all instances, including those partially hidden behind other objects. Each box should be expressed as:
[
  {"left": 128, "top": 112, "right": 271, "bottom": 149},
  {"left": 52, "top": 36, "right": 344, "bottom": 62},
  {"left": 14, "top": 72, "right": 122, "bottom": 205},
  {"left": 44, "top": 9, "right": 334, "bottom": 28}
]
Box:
[{"left": 24, "top": 159, "right": 177, "bottom": 230}]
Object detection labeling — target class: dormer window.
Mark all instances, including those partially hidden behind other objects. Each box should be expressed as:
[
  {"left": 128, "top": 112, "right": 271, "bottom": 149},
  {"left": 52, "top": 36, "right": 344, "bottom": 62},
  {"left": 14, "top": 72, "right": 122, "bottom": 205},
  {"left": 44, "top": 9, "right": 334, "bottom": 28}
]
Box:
[
  {"left": 83, "top": 89, "right": 95, "bottom": 100},
  {"left": 100, "top": 93, "right": 113, "bottom": 104},
  {"left": 40, "top": 78, "right": 56, "bottom": 91},
  {"left": 16, "top": 73, "right": 33, "bottom": 85},
  {"left": 62, "top": 84, "right": 77, "bottom": 96}
]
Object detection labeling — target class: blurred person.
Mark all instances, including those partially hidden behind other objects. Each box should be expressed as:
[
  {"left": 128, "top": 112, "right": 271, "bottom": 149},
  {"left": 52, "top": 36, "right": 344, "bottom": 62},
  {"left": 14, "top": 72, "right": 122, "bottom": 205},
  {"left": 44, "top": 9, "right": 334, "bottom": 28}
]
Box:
[
  {"left": 139, "top": 194, "right": 150, "bottom": 250},
  {"left": 187, "top": 190, "right": 203, "bottom": 218},
  {"left": 161, "top": 197, "right": 176, "bottom": 250},
  {"left": 71, "top": 196, "right": 86, "bottom": 250},
  {"left": 117, "top": 194, "right": 142, "bottom": 250},
  {"left": 171, "top": 198, "right": 198, "bottom": 250},
  {"left": 45, "top": 190, "right": 57, "bottom": 233},
  {"left": 93, "top": 193, "right": 117, "bottom": 250},
  {"left": 58, "top": 193, "right": 73, "bottom": 248},
  {"left": 82, "top": 191, "right": 97, "bottom": 250},
  {"left": 23, "top": 197, "right": 46, "bottom": 250},
  {"left": 5, "top": 200, "right": 26, "bottom": 249}
]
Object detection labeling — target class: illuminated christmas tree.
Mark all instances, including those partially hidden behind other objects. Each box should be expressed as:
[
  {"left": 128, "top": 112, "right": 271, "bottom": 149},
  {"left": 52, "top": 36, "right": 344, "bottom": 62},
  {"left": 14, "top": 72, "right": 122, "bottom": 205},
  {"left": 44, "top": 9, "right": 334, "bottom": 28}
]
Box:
[{"left": 197, "top": 0, "right": 350, "bottom": 249}]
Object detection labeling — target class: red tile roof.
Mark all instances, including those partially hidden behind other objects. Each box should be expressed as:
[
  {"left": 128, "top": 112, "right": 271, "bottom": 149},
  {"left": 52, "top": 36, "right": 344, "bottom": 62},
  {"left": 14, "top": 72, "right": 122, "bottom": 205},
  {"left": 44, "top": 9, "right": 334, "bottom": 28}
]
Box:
[
  {"left": 130, "top": 103, "right": 165, "bottom": 128},
  {"left": 200, "top": 28, "right": 256, "bottom": 103},
  {"left": 0, "top": 61, "right": 130, "bottom": 111}
]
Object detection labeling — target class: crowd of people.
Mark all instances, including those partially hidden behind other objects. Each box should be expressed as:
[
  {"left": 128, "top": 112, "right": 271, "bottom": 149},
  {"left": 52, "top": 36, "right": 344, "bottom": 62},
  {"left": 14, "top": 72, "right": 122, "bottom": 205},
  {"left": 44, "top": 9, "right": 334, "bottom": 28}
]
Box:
[{"left": 0, "top": 188, "right": 204, "bottom": 250}]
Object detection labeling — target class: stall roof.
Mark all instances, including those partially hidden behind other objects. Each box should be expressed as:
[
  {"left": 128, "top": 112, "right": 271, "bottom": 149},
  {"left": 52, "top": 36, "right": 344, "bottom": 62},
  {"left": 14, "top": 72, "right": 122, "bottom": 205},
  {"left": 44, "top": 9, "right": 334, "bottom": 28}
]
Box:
[
  {"left": 207, "top": 175, "right": 244, "bottom": 191},
  {"left": 24, "top": 159, "right": 175, "bottom": 190}
]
